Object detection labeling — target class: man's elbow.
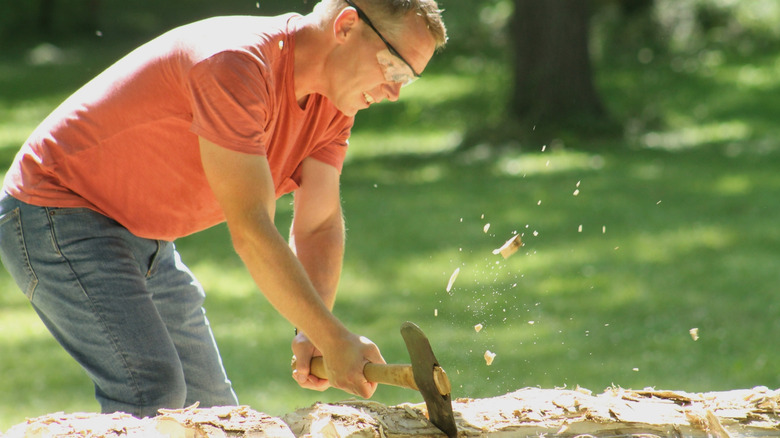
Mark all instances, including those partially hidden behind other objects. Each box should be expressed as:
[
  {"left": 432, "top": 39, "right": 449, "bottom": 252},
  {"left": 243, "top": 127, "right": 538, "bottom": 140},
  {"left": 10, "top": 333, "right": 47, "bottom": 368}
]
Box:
[
  {"left": 226, "top": 214, "right": 277, "bottom": 261},
  {"left": 292, "top": 214, "right": 345, "bottom": 245},
  {"left": 229, "top": 228, "right": 253, "bottom": 257}
]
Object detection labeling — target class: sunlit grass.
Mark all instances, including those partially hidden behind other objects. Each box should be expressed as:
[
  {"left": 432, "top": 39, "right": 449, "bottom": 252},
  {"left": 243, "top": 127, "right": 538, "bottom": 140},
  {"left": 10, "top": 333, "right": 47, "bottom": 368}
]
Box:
[
  {"left": 641, "top": 120, "right": 752, "bottom": 150},
  {"left": 399, "top": 74, "right": 487, "bottom": 105},
  {"left": 347, "top": 129, "right": 460, "bottom": 159},
  {"left": 188, "top": 263, "right": 256, "bottom": 299},
  {"left": 494, "top": 149, "right": 606, "bottom": 177},
  {"left": 0, "top": 99, "right": 60, "bottom": 149}
]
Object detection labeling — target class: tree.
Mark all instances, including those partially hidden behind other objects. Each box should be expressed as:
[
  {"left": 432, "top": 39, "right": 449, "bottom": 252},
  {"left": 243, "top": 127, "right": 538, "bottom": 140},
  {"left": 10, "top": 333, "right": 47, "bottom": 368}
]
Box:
[
  {"left": 37, "top": 0, "right": 102, "bottom": 36},
  {"left": 509, "top": 0, "right": 606, "bottom": 131}
]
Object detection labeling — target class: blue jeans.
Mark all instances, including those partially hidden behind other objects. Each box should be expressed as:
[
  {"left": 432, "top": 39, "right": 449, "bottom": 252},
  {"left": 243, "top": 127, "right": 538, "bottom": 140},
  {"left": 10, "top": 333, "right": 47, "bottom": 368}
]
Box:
[{"left": 0, "top": 192, "right": 238, "bottom": 417}]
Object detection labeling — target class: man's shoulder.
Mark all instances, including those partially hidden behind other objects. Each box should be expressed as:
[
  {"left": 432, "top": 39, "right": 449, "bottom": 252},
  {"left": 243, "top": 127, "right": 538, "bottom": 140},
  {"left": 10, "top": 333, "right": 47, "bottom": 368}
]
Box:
[
  {"left": 170, "top": 14, "right": 298, "bottom": 67},
  {"left": 178, "top": 14, "right": 299, "bottom": 45}
]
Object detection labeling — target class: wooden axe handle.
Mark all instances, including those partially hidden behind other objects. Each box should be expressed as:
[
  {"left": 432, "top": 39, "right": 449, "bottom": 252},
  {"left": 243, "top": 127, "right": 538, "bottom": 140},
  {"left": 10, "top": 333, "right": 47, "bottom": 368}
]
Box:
[{"left": 293, "top": 357, "right": 451, "bottom": 396}]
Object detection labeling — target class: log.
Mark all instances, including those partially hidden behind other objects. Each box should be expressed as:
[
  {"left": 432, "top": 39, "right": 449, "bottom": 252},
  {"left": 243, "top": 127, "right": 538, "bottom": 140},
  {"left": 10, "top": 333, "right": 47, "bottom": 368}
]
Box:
[
  {"left": 3, "top": 387, "right": 780, "bottom": 437},
  {"left": 2, "top": 405, "right": 294, "bottom": 438}
]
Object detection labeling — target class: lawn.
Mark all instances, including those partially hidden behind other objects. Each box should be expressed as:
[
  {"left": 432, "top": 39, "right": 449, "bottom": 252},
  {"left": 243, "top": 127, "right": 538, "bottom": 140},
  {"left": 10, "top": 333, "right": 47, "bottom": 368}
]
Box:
[{"left": 2, "top": 21, "right": 780, "bottom": 432}]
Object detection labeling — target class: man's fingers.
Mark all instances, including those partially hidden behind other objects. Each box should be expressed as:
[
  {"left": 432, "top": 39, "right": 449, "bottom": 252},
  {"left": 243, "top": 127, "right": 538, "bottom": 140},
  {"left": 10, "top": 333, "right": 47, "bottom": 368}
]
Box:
[
  {"left": 291, "top": 355, "right": 330, "bottom": 391},
  {"left": 358, "top": 335, "right": 386, "bottom": 365},
  {"left": 329, "top": 361, "right": 377, "bottom": 399},
  {"left": 293, "top": 369, "right": 330, "bottom": 391},
  {"left": 292, "top": 355, "right": 310, "bottom": 383},
  {"left": 357, "top": 357, "right": 380, "bottom": 398},
  {"left": 357, "top": 380, "right": 378, "bottom": 399},
  {"left": 291, "top": 335, "right": 328, "bottom": 388},
  {"left": 292, "top": 367, "right": 309, "bottom": 385}
]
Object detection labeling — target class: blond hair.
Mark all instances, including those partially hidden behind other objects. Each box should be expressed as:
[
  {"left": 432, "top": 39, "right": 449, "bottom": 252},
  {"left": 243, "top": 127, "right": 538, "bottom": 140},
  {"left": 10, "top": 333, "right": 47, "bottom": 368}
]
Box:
[{"left": 314, "top": 0, "right": 448, "bottom": 49}]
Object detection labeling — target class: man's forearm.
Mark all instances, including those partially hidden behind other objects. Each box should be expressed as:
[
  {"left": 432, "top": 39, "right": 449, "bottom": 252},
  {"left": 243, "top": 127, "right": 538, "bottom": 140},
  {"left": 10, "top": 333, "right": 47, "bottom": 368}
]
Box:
[
  {"left": 199, "top": 138, "right": 338, "bottom": 343},
  {"left": 231, "top": 211, "right": 348, "bottom": 352},
  {"left": 289, "top": 213, "right": 345, "bottom": 311}
]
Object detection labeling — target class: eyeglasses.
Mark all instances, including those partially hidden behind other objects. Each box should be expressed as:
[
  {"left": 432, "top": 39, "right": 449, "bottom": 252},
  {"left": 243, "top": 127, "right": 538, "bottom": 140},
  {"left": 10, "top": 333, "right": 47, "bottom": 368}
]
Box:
[{"left": 344, "top": 0, "right": 421, "bottom": 86}]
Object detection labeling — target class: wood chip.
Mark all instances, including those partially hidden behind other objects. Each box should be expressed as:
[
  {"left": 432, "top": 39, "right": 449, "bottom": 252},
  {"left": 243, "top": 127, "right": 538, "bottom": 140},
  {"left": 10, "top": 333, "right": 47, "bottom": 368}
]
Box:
[
  {"left": 690, "top": 328, "right": 699, "bottom": 341},
  {"left": 484, "top": 350, "right": 496, "bottom": 366},
  {"left": 474, "top": 323, "right": 483, "bottom": 333},
  {"left": 492, "top": 234, "right": 522, "bottom": 259},
  {"left": 446, "top": 268, "right": 460, "bottom": 292}
]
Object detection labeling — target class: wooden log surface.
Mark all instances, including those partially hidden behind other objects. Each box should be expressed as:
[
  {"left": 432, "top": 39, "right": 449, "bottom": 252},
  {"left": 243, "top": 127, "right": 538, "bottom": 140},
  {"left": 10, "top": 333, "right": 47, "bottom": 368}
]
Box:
[{"left": 3, "top": 386, "right": 779, "bottom": 437}]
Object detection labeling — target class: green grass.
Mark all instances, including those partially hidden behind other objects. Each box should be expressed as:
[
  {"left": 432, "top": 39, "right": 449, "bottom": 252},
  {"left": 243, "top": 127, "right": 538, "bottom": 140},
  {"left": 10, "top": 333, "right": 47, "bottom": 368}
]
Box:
[{"left": 3, "top": 34, "right": 780, "bottom": 432}]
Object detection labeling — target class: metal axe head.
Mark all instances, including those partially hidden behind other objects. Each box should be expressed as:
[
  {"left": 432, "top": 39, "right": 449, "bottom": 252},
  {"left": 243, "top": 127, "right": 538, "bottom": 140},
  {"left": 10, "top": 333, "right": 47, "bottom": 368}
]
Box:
[{"left": 400, "top": 321, "right": 458, "bottom": 438}]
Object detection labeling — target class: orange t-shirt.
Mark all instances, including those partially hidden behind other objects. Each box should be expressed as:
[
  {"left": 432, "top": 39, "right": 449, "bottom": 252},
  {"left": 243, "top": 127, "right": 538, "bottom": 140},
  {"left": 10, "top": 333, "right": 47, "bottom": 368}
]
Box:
[{"left": 3, "top": 14, "right": 352, "bottom": 241}]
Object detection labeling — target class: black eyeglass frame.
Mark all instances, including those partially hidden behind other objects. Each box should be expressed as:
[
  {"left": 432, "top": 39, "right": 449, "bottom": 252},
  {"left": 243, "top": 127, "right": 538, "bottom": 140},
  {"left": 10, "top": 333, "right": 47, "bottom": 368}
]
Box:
[{"left": 343, "top": 0, "right": 421, "bottom": 78}]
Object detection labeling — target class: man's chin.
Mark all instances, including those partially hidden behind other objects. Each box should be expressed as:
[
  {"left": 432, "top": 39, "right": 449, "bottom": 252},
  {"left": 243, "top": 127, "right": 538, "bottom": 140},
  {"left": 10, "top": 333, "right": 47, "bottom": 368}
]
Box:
[{"left": 338, "top": 105, "right": 360, "bottom": 117}]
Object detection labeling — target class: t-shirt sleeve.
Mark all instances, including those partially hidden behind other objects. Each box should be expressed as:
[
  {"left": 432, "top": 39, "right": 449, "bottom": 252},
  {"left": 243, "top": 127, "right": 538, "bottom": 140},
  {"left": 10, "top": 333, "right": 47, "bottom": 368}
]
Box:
[
  {"left": 187, "top": 51, "right": 271, "bottom": 155},
  {"left": 310, "top": 117, "right": 352, "bottom": 173}
]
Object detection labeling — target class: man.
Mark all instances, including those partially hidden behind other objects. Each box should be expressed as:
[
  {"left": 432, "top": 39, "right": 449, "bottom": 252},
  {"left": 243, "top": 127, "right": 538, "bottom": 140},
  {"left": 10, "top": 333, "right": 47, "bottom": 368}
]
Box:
[{"left": 0, "top": 0, "right": 447, "bottom": 418}]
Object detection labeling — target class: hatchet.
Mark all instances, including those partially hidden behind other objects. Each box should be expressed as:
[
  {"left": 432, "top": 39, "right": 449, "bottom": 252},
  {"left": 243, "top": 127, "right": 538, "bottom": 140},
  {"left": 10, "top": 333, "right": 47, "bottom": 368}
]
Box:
[{"left": 292, "top": 321, "right": 458, "bottom": 437}]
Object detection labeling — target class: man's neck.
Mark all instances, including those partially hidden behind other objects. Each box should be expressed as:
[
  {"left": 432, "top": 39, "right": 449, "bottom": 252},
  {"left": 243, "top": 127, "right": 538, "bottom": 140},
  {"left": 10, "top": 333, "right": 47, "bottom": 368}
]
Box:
[{"left": 292, "top": 14, "right": 332, "bottom": 105}]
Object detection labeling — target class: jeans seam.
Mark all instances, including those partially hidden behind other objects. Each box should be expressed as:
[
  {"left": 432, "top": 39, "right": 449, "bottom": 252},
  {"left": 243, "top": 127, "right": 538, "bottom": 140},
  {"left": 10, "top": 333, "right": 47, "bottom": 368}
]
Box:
[
  {"left": 146, "top": 240, "right": 163, "bottom": 278},
  {"left": 44, "top": 208, "right": 63, "bottom": 256}
]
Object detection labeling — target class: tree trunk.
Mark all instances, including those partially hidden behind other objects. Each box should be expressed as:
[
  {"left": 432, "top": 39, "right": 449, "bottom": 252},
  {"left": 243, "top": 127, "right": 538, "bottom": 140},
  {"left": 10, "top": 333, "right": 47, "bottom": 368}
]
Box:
[
  {"left": 37, "top": 0, "right": 101, "bottom": 36},
  {"left": 5, "top": 387, "right": 780, "bottom": 437},
  {"left": 510, "top": 0, "right": 605, "bottom": 126},
  {"left": 39, "top": 0, "right": 55, "bottom": 34}
]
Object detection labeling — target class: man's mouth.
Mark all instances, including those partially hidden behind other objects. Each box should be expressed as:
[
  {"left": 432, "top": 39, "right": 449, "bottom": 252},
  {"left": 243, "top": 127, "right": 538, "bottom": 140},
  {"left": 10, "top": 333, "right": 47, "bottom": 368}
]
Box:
[{"left": 363, "top": 92, "right": 376, "bottom": 105}]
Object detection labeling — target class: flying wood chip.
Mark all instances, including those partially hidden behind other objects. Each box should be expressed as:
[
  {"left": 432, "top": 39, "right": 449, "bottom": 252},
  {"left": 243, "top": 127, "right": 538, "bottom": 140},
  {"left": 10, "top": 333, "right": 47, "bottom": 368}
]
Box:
[
  {"left": 493, "top": 234, "right": 522, "bottom": 259},
  {"left": 446, "top": 268, "right": 460, "bottom": 292}
]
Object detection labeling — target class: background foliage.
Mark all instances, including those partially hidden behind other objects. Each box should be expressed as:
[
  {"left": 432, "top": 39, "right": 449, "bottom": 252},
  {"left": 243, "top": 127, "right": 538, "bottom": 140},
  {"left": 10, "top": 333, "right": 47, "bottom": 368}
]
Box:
[{"left": 2, "top": 0, "right": 780, "bottom": 431}]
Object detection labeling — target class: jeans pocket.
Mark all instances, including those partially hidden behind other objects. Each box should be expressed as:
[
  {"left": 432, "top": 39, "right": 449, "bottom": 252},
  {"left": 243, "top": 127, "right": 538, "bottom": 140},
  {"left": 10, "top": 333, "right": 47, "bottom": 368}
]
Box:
[{"left": 0, "top": 207, "right": 39, "bottom": 300}]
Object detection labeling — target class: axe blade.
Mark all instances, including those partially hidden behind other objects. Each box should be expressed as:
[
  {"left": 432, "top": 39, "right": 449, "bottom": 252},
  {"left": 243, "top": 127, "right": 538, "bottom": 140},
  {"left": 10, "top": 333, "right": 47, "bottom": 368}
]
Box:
[{"left": 401, "top": 321, "right": 458, "bottom": 438}]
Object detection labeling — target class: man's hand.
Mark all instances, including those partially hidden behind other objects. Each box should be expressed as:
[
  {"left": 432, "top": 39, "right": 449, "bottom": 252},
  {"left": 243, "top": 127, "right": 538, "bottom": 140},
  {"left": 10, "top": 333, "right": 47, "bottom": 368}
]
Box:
[
  {"left": 291, "top": 332, "right": 329, "bottom": 391},
  {"left": 292, "top": 330, "right": 385, "bottom": 398}
]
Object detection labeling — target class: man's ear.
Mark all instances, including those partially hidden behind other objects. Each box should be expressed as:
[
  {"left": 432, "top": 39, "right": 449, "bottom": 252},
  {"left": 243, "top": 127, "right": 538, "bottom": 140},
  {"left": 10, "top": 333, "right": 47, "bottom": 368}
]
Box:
[{"left": 333, "top": 7, "right": 359, "bottom": 43}]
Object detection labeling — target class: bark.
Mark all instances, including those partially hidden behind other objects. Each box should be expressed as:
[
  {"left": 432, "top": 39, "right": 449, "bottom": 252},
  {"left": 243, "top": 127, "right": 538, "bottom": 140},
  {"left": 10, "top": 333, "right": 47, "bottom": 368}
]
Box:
[
  {"left": 38, "top": 0, "right": 55, "bottom": 33},
  {"left": 4, "top": 387, "right": 780, "bottom": 437}
]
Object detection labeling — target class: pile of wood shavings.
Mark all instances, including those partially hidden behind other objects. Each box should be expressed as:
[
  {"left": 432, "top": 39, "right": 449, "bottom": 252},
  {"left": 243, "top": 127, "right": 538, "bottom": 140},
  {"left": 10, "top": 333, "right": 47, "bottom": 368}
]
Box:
[
  {"left": 156, "top": 403, "right": 293, "bottom": 437},
  {"left": 5, "top": 387, "right": 780, "bottom": 437},
  {"left": 452, "top": 386, "right": 780, "bottom": 437},
  {"left": 4, "top": 404, "right": 294, "bottom": 438},
  {"left": 2, "top": 411, "right": 152, "bottom": 438}
]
